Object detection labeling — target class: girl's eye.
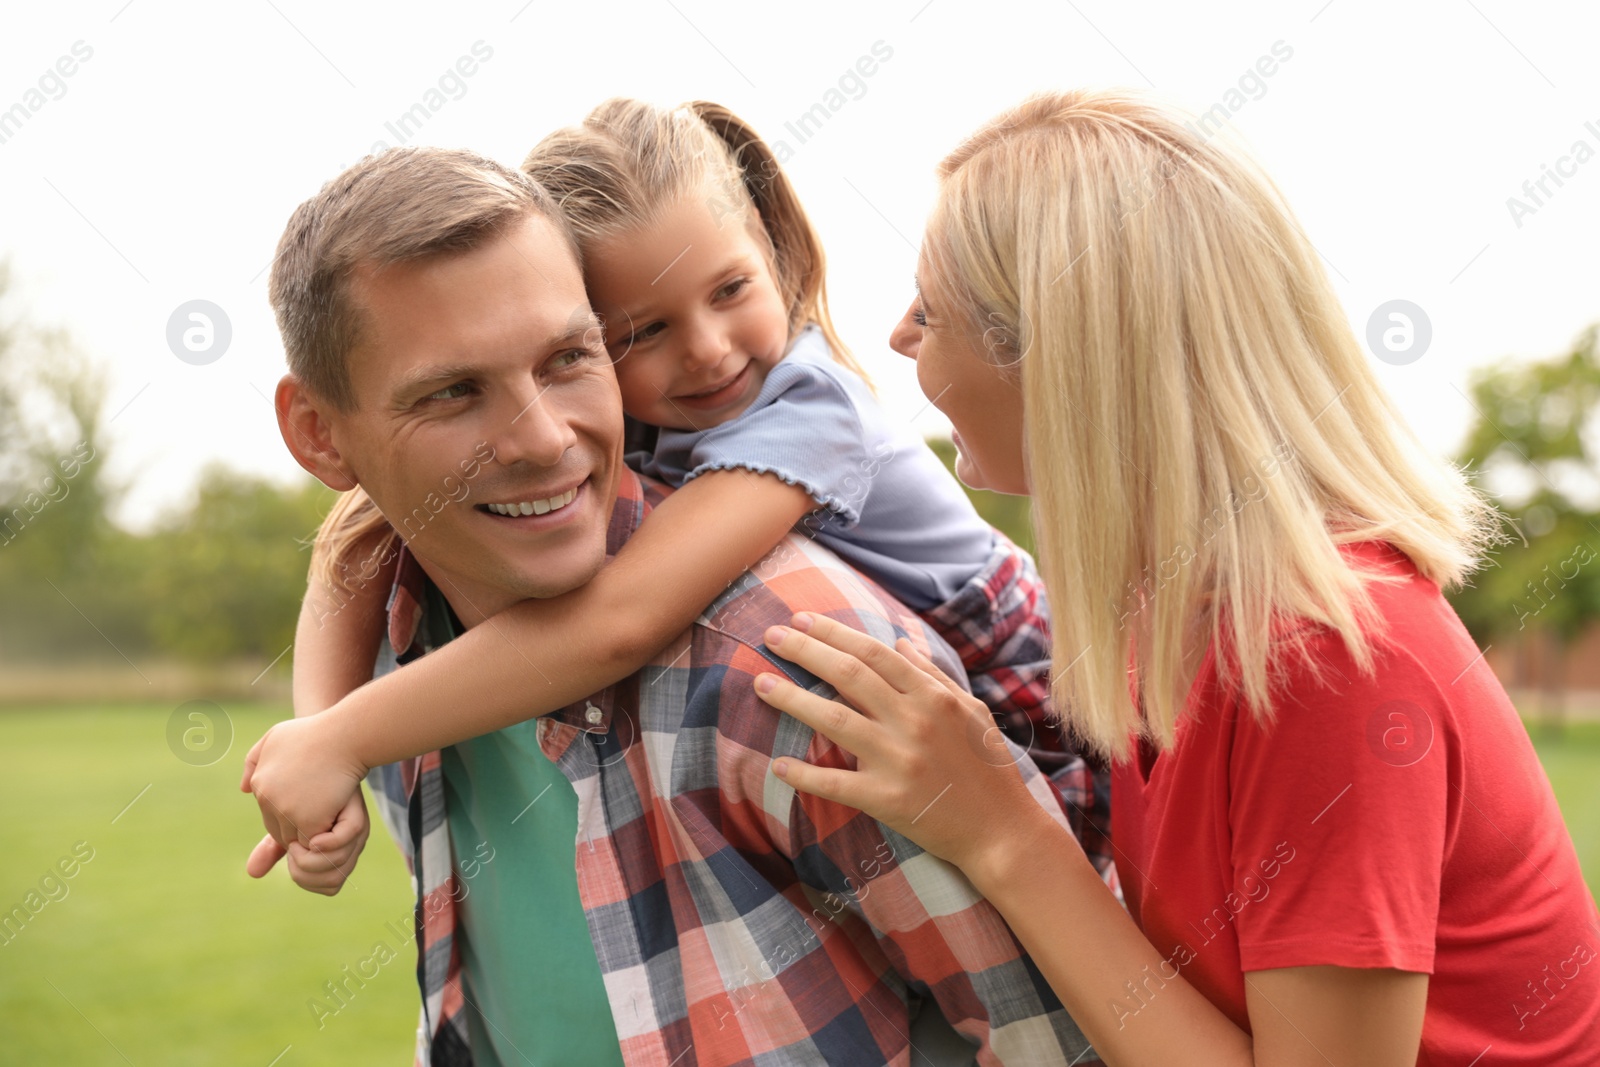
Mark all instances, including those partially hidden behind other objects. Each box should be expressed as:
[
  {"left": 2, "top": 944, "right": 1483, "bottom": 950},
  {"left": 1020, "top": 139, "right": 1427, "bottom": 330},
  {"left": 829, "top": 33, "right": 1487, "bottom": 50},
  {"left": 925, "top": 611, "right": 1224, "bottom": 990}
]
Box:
[
  {"left": 716, "top": 278, "right": 749, "bottom": 300},
  {"left": 625, "top": 321, "right": 667, "bottom": 346},
  {"left": 426, "top": 381, "right": 473, "bottom": 402},
  {"left": 912, "top": 306, "right": 928, "bottom": 327}
]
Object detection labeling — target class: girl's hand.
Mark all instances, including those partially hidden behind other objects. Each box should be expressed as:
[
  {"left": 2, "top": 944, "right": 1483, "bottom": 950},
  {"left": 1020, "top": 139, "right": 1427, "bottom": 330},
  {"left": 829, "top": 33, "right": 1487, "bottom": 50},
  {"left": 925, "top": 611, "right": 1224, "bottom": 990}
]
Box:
[
  {"left": 755, "top": 611, "right": 1054, "bottom": 874},
  {"left": 246, "top": 788, "right": 370, "bottom": 895},
  {"left": 240, "top": 714, "right": 368, "bottom": 851}
]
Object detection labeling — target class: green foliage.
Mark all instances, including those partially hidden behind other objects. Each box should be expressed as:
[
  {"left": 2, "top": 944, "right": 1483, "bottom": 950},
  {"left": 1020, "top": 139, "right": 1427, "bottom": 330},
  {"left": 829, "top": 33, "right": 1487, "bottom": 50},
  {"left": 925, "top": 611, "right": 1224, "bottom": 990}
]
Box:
[
  {"left": 0, "top": 264, "right": 336, "bottom": 666},
  {"left": 0, "top": 465, "right": 334, "bottom": 665},
  {"left": 1450, "top": 325, "right": 1600, "bottom": 649},
  {"left": 1457, "top": 325, "right": 1600, "bottom": 483},
  {"left": 924, "top": 436, "right": 1035, "bottom": 555},
  {"left": 0, "top": 264, "right": 129, "bottom": 660},
  {"left": 140, "top": 468, "right": 337, "bottom": 662}
]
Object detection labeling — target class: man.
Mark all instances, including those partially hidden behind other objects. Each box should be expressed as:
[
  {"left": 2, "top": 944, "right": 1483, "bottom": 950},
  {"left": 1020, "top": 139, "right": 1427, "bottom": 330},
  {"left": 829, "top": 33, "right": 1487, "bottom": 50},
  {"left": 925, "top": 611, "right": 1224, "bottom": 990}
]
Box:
[{"left": 255, "top": 146, "right": 1094, "bottom": 1066}]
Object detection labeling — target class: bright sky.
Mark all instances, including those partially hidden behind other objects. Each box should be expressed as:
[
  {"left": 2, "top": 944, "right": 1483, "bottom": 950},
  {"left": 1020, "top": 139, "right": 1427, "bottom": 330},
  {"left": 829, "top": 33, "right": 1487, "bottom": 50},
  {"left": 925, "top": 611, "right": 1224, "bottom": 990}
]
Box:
[{"left": 2, "top": 0, "right": 1596, "bottom": 529}]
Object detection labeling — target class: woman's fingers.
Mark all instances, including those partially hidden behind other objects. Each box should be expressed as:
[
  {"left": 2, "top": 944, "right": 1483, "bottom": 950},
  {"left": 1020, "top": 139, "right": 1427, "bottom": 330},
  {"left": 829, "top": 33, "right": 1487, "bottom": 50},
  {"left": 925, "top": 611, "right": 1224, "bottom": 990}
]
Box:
[
  {"left": 788, "top": 612, "right": 930, "bottom": 694},
  {"left": 755, "top": 673, "right": 879, "bottom": 760},
  {"left": 771, "top": 757, "right": 876, "bottom": 811},
  {"left": 761, "top": 620, "right": 907, "bottom": 716},
  {"left": 896, "top": 637, "right": 973, "bottom": 701}
]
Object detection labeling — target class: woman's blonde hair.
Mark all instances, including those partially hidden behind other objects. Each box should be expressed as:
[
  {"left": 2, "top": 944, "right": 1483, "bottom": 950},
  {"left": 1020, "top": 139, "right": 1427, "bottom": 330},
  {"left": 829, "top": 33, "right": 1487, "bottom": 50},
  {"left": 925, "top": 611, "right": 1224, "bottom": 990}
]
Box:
[
  {"left": 923, "top": 89, "right": 1495, "bottom": 759},
  {"left": 309, "top": 99, "right": 866, "bottom": 596}
]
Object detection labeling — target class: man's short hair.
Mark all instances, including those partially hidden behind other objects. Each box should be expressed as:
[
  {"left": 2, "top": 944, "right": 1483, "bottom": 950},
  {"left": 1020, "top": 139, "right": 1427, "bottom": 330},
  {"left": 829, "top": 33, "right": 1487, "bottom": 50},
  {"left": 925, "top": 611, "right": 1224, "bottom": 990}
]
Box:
[{"left": 268, "top": 146, "right": 579, "bottom": 410}]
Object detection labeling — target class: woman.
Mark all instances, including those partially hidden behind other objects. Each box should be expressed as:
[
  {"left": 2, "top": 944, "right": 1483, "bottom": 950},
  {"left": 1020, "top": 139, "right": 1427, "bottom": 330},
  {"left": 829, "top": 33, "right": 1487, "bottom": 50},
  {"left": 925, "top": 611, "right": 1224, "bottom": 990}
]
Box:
[{"left": 751, "top": 89, "right": 1600, "bottom": 1064}]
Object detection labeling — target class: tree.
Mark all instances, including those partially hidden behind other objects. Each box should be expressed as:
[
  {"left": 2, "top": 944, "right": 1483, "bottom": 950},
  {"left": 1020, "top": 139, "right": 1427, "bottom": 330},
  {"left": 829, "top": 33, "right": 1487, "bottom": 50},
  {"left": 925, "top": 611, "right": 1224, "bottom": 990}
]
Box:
[
  {"left": 140, "top": 466, "right": 335, "bottom": 664},
  {"left": 0, "top": 261, "right": 122, "bottom": 660},
  {"left": 0, "top": 261, "right": 335, "bottom": 676},
  {"left": 1450, "top": 324, "right": 1600, "bottom": 719}
]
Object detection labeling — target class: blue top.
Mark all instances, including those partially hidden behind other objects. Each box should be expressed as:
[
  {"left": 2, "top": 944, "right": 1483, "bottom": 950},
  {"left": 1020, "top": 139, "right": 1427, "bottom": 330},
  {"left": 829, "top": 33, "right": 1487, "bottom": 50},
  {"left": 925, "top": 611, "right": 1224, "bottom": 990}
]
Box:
[{"left": 635, "top": 326, "right": 997, "bottom": 611}]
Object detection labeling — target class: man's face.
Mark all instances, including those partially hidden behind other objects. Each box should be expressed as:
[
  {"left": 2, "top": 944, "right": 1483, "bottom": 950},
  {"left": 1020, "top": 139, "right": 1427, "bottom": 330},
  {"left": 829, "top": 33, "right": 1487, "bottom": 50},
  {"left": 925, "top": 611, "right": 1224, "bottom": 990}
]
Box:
[{"left": 326, "top": 214, "right": 624, "bottom": 622}]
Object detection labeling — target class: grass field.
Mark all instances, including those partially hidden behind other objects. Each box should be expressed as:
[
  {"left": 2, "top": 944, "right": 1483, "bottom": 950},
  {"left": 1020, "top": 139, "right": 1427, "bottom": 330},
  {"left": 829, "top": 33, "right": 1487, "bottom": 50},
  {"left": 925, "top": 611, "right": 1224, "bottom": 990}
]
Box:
[
  {"left": 1527, "top": 717, "right": 1600, "bottom": 896},
  {"left": 0, "top": 705, "right": 416, "bottom": 1066},
  {"left": 1, "top": 705, "right": 1596, "bottom": 1065}
]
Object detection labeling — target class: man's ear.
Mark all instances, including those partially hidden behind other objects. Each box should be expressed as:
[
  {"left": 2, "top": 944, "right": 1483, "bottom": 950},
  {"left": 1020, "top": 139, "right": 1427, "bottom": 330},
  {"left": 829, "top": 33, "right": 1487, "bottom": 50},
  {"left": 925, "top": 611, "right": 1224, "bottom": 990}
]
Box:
[{"left": 275, "top": 375, "right": 359, "bottom": 492}]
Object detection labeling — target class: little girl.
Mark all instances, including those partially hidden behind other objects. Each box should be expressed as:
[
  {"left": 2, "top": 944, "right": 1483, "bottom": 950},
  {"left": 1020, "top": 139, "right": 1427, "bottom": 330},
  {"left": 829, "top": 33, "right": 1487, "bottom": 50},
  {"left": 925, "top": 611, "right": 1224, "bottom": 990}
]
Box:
[{"left": 244, "top": 98, "right": 1105, "bottom": 865}]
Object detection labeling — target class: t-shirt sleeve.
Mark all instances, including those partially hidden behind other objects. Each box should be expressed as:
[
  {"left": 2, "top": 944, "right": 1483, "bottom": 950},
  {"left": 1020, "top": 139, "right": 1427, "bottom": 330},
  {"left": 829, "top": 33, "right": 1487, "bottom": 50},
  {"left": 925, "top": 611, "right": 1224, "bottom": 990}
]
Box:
[
  {"left": 1227, "top": 628, "right": 1449, "bottom": 975},
  {"left": 674, "top": 362, "right": 877, "bottom": 529}
]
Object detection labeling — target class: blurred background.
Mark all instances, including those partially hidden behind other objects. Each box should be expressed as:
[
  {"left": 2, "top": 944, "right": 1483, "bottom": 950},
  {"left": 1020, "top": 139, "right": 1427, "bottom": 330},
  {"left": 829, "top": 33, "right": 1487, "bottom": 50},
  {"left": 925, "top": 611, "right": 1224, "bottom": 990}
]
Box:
[{"left": 2, "top": 0, "right": 1596, "bottom": 1062}]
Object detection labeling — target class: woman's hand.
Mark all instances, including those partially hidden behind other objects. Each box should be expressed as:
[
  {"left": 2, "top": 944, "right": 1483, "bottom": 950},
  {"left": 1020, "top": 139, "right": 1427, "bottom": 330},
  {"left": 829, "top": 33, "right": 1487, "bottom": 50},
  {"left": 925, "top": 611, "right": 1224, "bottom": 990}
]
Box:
[{"left": 754, "top": 611, "right": 1054, "bottom": 874}]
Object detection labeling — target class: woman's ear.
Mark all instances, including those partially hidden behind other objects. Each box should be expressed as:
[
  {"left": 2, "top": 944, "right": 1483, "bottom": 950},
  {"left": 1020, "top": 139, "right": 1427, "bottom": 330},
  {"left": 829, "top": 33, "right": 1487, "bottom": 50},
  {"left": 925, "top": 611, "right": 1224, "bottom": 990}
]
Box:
[{"left": 275, "top": 375, "right": 359, "bottom": 491}]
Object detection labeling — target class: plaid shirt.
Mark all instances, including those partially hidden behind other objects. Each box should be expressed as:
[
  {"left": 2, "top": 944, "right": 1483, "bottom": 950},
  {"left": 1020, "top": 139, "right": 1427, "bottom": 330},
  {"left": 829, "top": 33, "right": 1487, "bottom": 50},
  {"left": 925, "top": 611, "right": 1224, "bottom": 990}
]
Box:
[
  {"left": 367, "top": 469, "right": 1096, "bottom": 1066},
  {"left": 920, "top": 538, "right": 1115, "bottom": 886}
]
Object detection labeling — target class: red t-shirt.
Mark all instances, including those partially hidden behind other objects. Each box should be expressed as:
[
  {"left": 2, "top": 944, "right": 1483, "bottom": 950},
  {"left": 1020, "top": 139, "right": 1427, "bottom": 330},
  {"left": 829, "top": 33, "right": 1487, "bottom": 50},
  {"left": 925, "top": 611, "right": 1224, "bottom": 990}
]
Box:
[{"left": 1112, "top": 542, "right": 1600, "bottom": 1064}]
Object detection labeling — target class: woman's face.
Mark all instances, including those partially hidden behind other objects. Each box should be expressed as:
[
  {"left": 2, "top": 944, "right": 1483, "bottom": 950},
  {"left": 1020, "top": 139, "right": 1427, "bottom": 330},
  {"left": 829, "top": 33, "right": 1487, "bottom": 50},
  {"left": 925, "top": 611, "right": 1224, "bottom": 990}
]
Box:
[{"left": 890, "top": 262, "right": 1029, "bottom": 496}]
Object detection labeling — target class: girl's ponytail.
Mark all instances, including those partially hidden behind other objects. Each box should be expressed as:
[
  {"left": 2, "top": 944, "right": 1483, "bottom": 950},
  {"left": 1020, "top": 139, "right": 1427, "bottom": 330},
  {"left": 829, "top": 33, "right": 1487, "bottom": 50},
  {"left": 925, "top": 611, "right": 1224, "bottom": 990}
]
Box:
[
  {"left": 687, "top": 101, "right": 870, "bottom": 385},
  {"left": 525, "top": 97, "right": 870, "bottom": 384},
  {"left": 309, "top": 486, "right": 400, "bottom": 600}
]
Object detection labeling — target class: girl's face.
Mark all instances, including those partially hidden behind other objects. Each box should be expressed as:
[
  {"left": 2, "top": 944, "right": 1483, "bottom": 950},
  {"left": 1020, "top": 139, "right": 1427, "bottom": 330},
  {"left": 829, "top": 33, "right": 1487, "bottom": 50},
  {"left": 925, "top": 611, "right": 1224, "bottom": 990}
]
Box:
[
  {"left": 586, "top": 193, "right": 791, "bottom": 432},
  {"left": 890, "top": 261, "right": 1029, "bottom": 495}
]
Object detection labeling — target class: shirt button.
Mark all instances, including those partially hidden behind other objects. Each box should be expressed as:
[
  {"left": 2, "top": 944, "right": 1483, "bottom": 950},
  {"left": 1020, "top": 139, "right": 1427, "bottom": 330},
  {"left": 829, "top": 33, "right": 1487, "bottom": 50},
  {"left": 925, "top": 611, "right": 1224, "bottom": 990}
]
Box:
[{"left": 585, "top": 704, "right": 603, "bottom": 725}]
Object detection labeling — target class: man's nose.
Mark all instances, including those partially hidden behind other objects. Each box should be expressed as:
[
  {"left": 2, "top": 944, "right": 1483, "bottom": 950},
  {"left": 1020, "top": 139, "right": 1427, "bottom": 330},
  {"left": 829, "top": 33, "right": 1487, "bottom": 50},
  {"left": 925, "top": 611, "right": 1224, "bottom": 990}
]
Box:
[
  {"left": 493, "top": 384, "right": 577, "bottom": 470},
  {"left": 889, "top": 299, "right": 921, "bottom": 361}
]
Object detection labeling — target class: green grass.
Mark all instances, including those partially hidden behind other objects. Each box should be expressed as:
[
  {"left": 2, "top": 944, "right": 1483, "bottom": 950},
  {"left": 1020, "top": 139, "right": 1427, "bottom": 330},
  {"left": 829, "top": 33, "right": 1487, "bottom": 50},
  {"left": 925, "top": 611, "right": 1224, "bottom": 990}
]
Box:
[
  {"left": 1, "top": 705, "right": 1596, "bottom": 1064},
  {"left": 1527, "top": 718, "right": 1600, "bottom": 896},
  {"left": 0, "top": 705, "right": 416, "bottom": 1066}
]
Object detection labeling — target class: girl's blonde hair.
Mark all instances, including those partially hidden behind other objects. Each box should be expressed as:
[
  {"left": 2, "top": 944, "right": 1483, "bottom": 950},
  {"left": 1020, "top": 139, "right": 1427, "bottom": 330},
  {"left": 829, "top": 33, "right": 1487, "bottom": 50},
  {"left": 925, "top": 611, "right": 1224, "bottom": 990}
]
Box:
[
  {"left": 523, "top": 97, "right": 867, "bottom": 384},
  {"left": 923, "top": 89, "right": 1495, "bottom": 760},
  {"left": 310, "top": 99, "right": 863, "bottom": 596}
]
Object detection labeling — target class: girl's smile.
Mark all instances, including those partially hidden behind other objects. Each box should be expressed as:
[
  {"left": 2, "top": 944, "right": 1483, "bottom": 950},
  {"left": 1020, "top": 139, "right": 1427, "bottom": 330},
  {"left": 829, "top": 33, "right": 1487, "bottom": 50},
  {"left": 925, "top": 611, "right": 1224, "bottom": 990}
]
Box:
[
  {"left": 673, "top": 360, "right": 757, "bottom": 413},
  {"left": 586, "top": 191, "right": 791, "bottom": 432}
]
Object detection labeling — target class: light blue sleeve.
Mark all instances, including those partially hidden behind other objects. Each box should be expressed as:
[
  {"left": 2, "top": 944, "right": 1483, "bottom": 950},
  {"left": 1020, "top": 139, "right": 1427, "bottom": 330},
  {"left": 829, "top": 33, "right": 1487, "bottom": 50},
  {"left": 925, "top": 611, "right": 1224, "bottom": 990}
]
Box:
[{"left": 649, "top": 358, "right": 878, "bottom": 529}]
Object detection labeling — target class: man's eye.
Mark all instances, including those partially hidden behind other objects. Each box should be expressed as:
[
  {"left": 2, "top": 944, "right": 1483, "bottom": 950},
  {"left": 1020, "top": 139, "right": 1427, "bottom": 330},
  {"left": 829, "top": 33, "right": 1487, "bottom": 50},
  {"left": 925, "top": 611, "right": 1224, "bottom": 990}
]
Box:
[
  {"left": 716, "top": 278, "right": 749, "bottom": 300},
  {"left": 426, "top": 382, "right": 473, "bottom": 401},
  {"left": 552, "top": 348, "right": 588, "bottom": 369}
]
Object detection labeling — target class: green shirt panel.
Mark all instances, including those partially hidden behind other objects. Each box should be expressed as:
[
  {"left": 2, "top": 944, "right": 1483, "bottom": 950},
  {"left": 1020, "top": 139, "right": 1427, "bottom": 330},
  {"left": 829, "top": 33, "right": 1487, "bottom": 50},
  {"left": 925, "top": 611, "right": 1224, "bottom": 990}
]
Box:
[{"left": 428, "top": 587, "right": 624, "bottom": 1066}]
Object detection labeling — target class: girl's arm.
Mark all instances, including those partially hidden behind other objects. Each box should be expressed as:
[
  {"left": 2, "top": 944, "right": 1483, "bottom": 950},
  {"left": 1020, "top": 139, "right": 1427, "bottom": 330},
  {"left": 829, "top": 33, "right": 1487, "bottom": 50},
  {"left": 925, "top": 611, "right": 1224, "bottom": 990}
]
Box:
[
  {"left": 753, "top": 612, "right": 1430, "bottom": 1067},
  {"left": 245, "top": 469, "right": 817, "bottom": 845},
  {"left": 243, "top": 530, "right": 393, "bottom": 881},
  {"left": 333, "top": 469, "right": 815, "bottom": 767},
  {"left": 292, "top": 542, "right": 394, "bottom": 717}
]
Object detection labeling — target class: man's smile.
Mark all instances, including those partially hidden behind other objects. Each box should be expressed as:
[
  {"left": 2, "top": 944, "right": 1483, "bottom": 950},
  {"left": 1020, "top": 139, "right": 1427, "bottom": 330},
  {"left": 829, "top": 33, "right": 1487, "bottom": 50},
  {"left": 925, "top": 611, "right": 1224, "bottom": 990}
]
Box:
[{"left": 474, "top": 477, "right": 589, "bottom": 525}]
